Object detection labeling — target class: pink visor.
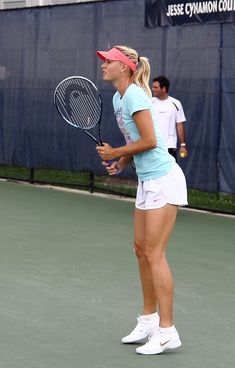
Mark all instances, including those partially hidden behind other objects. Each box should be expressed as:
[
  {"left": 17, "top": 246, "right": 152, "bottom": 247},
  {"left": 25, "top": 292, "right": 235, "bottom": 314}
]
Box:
[{"left": 96, "top": 47, "right": 137, "bottom": 72}]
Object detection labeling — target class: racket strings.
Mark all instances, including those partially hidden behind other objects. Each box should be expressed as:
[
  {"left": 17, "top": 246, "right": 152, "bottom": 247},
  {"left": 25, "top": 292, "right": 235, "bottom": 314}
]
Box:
[{"left": 56, "top": 78, "right": 101, "bottom": 130}]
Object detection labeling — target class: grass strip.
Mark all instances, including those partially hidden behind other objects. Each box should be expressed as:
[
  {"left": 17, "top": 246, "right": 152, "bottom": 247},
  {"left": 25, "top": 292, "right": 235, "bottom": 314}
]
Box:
[{"left": 0, "top": 165, "right": 234, "bottom": 215}]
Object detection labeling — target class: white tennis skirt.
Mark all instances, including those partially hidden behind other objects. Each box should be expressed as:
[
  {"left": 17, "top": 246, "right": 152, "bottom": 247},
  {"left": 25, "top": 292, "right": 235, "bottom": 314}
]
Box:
[{"left": 136, "top": 163, "right": 188, "bottom": 210}]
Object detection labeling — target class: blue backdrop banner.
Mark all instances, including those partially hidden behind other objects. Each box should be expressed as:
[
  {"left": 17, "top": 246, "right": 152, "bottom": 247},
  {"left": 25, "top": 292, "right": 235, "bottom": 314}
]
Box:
[
  {"left": 145, "top": 0, "right": 235, "bottom": 27},
  {"left": 0, "top": 0, "right": 235, "bottom": 194}
]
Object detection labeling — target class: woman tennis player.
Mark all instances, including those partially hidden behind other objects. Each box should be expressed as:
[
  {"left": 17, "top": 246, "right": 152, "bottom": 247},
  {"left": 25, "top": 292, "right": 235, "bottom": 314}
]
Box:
[{"left": 95, "top": 45, "right": 187, "bottom": 355}]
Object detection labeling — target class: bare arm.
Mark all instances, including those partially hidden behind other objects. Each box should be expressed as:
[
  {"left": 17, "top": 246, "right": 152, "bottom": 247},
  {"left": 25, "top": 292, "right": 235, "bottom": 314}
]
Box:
[
  {"left": 176, "top": 122, "right": 188, "bottom": 156},
  {"left": 176, "top": 122, "right": 186, "bottom": 145},
  {"left": 96, "top": 109, "right": 157, "bottom": 161}
]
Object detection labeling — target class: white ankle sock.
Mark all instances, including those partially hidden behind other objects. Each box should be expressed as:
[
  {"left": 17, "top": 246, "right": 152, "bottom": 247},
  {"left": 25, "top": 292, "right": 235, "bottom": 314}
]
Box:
[
  {"left": 141, "top": 312, "right": 159, "bottom": 321},
  {"left": 159, "top": 325, "right": 175, "bottom": 333}
]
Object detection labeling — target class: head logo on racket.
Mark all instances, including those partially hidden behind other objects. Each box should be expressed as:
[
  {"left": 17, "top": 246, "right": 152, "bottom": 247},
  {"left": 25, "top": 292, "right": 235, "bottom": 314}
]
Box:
[{"left": 54, "top": 76, "right": 104, "bottom": 145}]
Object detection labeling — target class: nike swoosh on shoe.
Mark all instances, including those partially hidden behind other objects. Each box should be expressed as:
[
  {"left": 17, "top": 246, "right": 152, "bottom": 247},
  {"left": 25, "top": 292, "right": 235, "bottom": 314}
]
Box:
[{"left": 160, "top": 340, "right": 171, "bottom": 346}]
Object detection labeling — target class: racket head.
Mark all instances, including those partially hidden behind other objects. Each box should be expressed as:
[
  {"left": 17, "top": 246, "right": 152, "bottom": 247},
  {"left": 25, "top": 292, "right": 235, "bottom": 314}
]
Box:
[{"left": 54, "top": 76, "right": 102, "bottom": 130}]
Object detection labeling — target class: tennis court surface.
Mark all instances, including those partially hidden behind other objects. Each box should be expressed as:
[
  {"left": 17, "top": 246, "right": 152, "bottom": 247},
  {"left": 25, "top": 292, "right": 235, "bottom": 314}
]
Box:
[{"left": 0, "top": 180, "right": 234, "bottom": 368}]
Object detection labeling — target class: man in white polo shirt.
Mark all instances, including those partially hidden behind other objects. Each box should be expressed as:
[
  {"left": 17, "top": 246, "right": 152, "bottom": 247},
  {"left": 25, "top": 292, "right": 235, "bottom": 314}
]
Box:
[{"left": 152, "top": 76, "right": 188, "bottom": 160}]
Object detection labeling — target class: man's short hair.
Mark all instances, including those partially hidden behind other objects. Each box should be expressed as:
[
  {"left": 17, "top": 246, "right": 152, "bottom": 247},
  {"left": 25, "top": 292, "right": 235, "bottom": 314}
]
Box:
[{"left": 152, "top": 76, "right": 170, "bottom": 93}]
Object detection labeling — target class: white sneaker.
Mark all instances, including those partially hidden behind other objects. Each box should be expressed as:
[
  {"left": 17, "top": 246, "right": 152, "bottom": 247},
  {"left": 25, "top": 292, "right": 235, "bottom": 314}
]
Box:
[
  {"left": 121, "top": 312, "right": 159, "bottom": 344},
  {"left": 136, "top": 325, "right": 182, "bottom": 355}
]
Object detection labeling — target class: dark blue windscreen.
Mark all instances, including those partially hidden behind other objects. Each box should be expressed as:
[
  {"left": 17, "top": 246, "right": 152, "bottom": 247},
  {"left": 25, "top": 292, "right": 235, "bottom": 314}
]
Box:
[{"left": 0, "top": 1, "right": 234, "bottom": 193}]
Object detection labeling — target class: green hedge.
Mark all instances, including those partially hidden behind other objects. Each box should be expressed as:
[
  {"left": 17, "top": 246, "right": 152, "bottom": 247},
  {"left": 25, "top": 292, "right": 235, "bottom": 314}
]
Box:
[{"left": 0, "top": 165, "right": 234, "bottom": 215}]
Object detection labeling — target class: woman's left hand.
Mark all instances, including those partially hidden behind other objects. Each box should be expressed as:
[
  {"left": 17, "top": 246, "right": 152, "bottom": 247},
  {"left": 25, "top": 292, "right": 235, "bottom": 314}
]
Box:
[{"left": 96, "top": 143, "right": 116, "bottom": 161}]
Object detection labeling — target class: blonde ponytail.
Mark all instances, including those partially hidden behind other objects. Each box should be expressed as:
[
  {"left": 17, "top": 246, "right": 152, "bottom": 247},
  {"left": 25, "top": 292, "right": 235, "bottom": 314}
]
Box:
[
  {"left": 114, "top": 45, "right": 152, "bottom": 97},
  {"left": 133, "top": 56, "right": 151, "bottom": 97}
]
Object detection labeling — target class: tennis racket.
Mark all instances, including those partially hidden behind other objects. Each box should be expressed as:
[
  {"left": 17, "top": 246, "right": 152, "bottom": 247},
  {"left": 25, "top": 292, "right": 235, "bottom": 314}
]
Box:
[{"left": 54, "top": 76, "right": 104, "bottom": 146}]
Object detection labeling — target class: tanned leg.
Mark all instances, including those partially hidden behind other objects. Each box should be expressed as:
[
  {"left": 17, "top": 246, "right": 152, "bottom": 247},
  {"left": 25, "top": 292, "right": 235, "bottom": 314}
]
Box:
[
  {"left": 134, "top": 208, "right": 157, "bottom": 314},
  {"left": 143, "top": 204, "right": 178, "bottom": 327}
]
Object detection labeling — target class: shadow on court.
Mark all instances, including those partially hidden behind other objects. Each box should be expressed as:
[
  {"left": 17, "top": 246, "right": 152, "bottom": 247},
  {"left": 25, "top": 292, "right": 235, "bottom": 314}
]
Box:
[{"left": 0, "top": 180, "right": 234, "bottom": 368}]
